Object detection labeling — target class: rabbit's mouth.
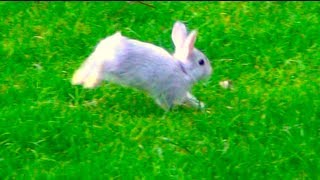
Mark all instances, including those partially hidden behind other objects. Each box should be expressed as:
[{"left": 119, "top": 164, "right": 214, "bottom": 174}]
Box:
[
  {"left": 201, "top": 67, "right": 214, "bottom": 81},
  {"left": 200, "top": 75, "right": 211, "bottom": 82}
]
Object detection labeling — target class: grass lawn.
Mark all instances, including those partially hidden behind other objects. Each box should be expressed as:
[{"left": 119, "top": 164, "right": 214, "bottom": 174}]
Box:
[{"left": 1, "top": 1, "right": 319, "bottom": 179}]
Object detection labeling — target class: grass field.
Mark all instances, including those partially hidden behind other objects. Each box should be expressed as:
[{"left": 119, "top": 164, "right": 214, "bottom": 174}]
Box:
[{"left": 1, "top": 1, "right": 319, "bottom": 179}]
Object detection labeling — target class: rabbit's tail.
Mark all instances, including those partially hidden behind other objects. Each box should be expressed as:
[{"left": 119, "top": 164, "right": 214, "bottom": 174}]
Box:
[
  {"left": 71, "top": 31, "right": 123, "bottom": 88},
  {"left": 71, "top": 58, "right": 105, "bottom": 89}
]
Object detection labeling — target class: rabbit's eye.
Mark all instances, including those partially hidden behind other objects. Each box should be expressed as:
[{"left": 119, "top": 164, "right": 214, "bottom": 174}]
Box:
[{"left": 198, "top": 59, "right": 205, "bottom": 66}]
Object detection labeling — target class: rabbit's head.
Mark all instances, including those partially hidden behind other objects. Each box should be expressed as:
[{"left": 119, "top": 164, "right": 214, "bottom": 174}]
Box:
[{"left": 171, "top": 21, "right": 212, "bottom": 82}]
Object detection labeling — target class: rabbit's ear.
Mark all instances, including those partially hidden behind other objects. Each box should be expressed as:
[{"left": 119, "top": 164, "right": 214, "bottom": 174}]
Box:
[
  {"left": 183, "top": 30, "right": 197, "bottom": 58},
  {"left": 172, "top": 21, "right": 188, "bottom": 49}
]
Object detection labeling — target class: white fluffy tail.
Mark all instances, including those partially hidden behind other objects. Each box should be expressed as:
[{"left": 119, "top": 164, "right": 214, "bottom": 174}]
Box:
[
  {"left": 71, "top": 31, "right": 123, "bottom": 89},
  {"left": 71, "top": 58, "right": 105, "bottom": 89}
]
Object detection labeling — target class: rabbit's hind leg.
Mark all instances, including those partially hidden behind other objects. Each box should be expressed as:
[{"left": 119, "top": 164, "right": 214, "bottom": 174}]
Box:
[
  {"left": 155, "top": 98, "right": 172, "bottom": 112},
  {"left": 154, "top": 91, "right": 179, "bottom": 112}
]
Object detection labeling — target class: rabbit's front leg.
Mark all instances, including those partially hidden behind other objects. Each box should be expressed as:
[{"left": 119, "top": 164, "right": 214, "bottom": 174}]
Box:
[{"left": 183, "top": 92, "right": 205, "bottom": 109}]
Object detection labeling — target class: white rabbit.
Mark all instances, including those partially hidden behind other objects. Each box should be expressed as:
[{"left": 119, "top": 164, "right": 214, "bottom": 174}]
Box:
[{"left": 71, "top": 21, "right": 212, "bottom": 111}]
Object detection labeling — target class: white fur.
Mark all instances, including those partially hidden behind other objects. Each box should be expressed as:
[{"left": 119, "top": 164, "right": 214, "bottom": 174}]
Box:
[{"left": 71, "top": 21, "right": 212, "bottom": 111}]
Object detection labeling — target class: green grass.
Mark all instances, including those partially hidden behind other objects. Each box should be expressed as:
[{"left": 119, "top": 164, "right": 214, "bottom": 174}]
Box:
[{"left": 1, "top": 1, "right": 320, "bottom": 179}]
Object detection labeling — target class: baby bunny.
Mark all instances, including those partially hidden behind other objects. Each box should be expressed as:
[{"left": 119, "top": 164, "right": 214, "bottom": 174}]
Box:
[{"left": 71, "top": 21, "right": 212, "bottom": 111}]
